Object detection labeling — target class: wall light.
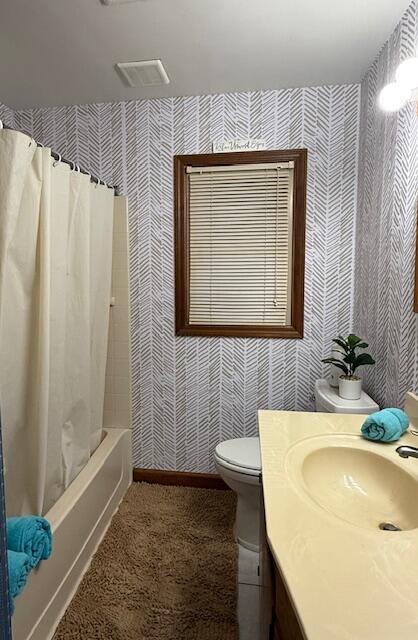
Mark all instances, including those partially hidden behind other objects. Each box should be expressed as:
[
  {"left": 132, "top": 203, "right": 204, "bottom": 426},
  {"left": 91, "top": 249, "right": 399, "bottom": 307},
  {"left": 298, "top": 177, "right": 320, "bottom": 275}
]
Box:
[
  {"left": 379, "top": 55, "right": 418, "bottom": 112},
  {"left": 396, "top": 57, "right": 418, "bottom": 89},
  {"left": 379, "top": 82, "right": 411, "bottom": 112}
]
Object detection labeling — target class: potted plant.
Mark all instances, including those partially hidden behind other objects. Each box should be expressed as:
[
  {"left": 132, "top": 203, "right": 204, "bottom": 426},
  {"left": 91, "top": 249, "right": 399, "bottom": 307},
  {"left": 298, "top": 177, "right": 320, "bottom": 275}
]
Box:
[{"left": 322, "top": 334, "right": 375, "bottom": 400}]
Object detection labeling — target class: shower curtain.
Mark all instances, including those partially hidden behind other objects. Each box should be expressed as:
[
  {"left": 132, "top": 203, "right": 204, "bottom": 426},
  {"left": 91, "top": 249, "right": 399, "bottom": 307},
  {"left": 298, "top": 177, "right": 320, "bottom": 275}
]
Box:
[{"left": 0, "top": 129, "right": 114, "bottom": 516}]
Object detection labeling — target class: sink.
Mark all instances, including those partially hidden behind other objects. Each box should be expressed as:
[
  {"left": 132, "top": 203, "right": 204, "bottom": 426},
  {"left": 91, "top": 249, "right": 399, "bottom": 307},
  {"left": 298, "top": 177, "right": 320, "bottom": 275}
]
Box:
[{"left": 286, "top": 435, "right": 418, "bottom": 531}]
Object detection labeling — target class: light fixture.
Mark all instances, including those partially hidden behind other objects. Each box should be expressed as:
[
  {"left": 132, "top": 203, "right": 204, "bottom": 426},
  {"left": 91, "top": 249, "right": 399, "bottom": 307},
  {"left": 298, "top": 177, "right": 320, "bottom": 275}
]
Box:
[
  {"left": 378, "top": 55, "right": 418, "bottom": 113},
  {"left": 395, "top": 57, "right": 418, "bottom": 90},
  {"left": 379, "top": 82, "right": 411, "bottom": 112}
]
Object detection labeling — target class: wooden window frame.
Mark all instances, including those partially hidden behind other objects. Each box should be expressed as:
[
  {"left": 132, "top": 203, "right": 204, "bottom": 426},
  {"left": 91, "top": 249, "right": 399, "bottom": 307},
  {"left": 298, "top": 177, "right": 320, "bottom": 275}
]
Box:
[{"left": 174, "top": 149, "right": 307, "bottom": 339}]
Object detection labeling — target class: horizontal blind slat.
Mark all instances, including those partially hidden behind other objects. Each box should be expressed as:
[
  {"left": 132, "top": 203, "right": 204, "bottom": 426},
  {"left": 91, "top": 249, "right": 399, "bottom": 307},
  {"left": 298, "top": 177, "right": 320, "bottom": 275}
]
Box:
[{"left": 188, "top": 163, "right": 293, "bottom": 326}]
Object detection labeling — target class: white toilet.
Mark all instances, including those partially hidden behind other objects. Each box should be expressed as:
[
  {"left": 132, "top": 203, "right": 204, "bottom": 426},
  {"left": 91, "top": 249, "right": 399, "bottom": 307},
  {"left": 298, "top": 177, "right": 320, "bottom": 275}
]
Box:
[
  {"left": 314, "top": 378, "right": 379, "bottom": 414},
  {"left": 215, "top": 378, "right": 379, "bottom": 552},
  {"left": 214, "top": 437, "right": 261, "bottom": 551}
]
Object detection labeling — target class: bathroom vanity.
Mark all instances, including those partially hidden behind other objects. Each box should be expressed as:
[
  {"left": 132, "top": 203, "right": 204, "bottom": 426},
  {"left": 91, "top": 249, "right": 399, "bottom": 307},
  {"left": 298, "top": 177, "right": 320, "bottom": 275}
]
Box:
[
  {"left": 259, "top": 404, "right": 418, "bottom": 640},
  {"left": 272, "top": 566, "right": 304, "bottom": 640}
]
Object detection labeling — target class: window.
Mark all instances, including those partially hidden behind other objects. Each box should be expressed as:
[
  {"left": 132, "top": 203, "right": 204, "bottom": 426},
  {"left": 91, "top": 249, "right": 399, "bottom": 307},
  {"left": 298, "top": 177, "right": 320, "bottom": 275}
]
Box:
[{"left": 174, "top": 149, "right": 307, "bottom": 338}]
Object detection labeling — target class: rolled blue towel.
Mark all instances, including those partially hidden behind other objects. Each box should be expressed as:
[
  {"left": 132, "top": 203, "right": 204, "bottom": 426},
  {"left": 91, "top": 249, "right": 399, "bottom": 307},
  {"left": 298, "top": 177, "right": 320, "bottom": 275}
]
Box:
[
  {"left": 7, "top": 550, "right": 32, "bottom": 605},
  {"left": 361, "top": 408, "right": 409, "bottom": 443},
  {"left": 6, "top": 516, "right": 52, "bottom": 569},
  {"left": 386, "top": 408, "right": 410, "bottom": 431}
]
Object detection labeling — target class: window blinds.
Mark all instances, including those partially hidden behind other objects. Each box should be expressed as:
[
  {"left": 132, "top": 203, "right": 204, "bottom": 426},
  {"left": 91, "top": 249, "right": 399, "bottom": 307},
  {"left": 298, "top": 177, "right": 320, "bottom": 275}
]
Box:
[{"left": 187, "top": 161, "right": 294, "bottom": 326}]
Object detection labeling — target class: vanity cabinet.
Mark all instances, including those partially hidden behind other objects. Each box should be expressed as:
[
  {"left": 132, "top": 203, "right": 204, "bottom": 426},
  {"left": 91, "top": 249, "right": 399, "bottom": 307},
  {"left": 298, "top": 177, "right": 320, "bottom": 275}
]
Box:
[{"left": 272, "top": 562, "right": 305, "bottom": 640}]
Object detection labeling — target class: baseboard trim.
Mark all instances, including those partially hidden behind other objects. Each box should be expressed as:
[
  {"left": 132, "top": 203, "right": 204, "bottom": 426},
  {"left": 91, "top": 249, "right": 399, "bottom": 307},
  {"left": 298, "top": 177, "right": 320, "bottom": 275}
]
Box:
[{"left": 132, "top": 467, "right": 229, "bottom": 490}]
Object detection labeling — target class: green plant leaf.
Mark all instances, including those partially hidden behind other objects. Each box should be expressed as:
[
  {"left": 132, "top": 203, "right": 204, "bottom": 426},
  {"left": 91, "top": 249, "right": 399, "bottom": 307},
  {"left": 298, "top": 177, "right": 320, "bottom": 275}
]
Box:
[
  {"left": 347, "top": 334, "right": 362, "bottom": 346},
  {"left": 343, "top": 352, "right": 356, "bottom": 364},
  {"left": 356, "top": 342, "right": 368, "bottom": 349},
  {"left": 332, "top": 338, "right": 348, "bottom": 351},
  {"left": 322, "top": 359, "right": 349, "bottom": 374},
  {"left": 353, "top": 353, "right": 376, "bottom": 369}
]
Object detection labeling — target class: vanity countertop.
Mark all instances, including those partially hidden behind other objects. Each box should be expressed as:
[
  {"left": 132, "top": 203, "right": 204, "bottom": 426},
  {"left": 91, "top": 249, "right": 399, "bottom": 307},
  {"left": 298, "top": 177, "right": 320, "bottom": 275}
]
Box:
[{"left": 259, "top": 409, "right": 418, "bottom": 640}]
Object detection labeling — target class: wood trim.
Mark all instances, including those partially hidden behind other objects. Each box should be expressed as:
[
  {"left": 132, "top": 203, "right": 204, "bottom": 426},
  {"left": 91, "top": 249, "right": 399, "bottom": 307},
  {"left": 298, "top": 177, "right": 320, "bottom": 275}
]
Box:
[
  {"left": 132, "top": 467, "right": 230, "bottom": 490},
  {"left": 175, "top": 325, "right": 302, "bottom": 339},
  {"left": 174, "top": 149, "right": 307, "bottom": 339},
  {"left": 272, "top": 557, "right": 306, "bottom": 640}
]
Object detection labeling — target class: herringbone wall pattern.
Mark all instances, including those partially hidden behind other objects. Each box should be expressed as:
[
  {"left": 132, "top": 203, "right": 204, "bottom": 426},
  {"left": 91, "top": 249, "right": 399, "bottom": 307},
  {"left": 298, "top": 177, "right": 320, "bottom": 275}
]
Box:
[
  {"left": 354, "top": 0, "right": 418, "bottom": 408},
  {"left": 0, "top": 103, "right": 14, "bottom": 127},
  {"left": 10, "top": 85, "right": 360, "bottom": 471}
]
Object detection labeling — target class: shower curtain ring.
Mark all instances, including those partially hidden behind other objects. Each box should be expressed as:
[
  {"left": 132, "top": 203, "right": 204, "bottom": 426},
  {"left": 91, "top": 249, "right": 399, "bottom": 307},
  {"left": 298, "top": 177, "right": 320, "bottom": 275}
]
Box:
[
  {"left": 0, "top": 120, "right": 3, "bottom": 130},
  {"left": 53, "top": 153, "right": 62, "bottom": 167}
]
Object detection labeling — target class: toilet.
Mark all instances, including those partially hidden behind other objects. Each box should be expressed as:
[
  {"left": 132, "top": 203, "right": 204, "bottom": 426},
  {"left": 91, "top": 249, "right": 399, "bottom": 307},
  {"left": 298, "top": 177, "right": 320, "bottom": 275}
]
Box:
[
  {"left": 215, "top": 378, "right": 379, "bottom": 552},
  {"left": 214, "top": 437, "right": 261, "bottom": 551},
  {"left": 314, "top": 378, "right": 379, "bottom": 414}
]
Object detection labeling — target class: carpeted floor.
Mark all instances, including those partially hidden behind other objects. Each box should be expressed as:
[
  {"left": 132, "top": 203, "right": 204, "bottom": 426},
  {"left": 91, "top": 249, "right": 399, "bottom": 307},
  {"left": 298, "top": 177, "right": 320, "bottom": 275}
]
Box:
[{"left": 53, "top": 483, "right": 238, "bottom": 640}]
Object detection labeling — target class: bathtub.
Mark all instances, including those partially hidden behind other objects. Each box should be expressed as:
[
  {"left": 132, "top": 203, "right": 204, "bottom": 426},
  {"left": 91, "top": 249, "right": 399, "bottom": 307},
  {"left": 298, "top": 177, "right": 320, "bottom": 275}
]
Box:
[{"left": 12, "top": 427, "right": 132, "bottom": 640}]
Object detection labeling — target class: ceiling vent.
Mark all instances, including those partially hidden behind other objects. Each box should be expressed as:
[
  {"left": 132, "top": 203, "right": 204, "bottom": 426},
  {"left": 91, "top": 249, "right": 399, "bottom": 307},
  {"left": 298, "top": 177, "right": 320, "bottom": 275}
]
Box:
[{"left": 115, "top": 60, "right": 170, "bottom": 87}]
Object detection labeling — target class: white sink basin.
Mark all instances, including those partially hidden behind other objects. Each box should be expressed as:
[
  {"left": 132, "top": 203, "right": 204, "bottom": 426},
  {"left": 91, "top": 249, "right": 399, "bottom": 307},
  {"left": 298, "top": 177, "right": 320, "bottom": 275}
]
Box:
[{"left": 286, "top": 434, "right": 418, "bottom": 531}]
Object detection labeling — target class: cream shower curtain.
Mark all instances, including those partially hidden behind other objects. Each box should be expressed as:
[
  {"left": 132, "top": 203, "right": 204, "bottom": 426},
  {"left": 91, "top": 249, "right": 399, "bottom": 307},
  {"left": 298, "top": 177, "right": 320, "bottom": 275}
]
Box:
[{"left": 0, "top": 129, "right": 114, "bottom": 516}]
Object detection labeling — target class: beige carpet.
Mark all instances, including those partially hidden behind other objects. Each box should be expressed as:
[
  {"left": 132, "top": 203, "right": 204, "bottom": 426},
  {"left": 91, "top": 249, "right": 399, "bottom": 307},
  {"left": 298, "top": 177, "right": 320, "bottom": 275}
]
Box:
[{"left": 53, "top": 483, "right": 238, "bottom": 640}]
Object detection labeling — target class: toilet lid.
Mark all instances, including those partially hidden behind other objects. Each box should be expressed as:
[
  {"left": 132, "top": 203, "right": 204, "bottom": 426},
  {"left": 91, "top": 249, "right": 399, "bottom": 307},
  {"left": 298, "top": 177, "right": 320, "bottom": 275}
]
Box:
[{"left": 215, "top": 437, "right": 261, "bottom": 471}]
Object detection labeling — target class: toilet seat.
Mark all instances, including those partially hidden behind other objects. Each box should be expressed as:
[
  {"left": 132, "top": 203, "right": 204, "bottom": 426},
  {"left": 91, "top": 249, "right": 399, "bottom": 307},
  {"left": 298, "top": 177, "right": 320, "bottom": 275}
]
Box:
[
  {"left": 215, "top": 437, "right": 261, "bottom": 476},
  {"left": 215, "top": 456, "right": 261, "bottom": 478}
]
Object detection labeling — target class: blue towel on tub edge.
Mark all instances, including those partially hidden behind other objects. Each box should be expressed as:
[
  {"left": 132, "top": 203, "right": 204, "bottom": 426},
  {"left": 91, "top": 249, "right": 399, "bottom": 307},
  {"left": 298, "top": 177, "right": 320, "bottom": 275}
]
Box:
[
  {"left": 361, "top": 408, "right": 409, "bottom": 443},
  {"left": 6, "top": 516, "right": 52, "bottom": 569},
  {"left": 7, "top": 550, "right": 32, "bottom": 608}
]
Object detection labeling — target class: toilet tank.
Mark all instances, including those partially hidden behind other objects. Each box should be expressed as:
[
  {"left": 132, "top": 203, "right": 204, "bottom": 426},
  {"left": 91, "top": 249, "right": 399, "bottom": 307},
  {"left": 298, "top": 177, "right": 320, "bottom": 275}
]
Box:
[{"left": 314, "top": 379, "right": 379, "bottom": 414}]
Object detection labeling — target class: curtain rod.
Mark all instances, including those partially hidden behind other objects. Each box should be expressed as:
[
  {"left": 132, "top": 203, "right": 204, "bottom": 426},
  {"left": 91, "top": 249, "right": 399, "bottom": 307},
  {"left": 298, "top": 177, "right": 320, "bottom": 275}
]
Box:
[{"left": 0, "top": 121, "right": 120, "bottom": 195}]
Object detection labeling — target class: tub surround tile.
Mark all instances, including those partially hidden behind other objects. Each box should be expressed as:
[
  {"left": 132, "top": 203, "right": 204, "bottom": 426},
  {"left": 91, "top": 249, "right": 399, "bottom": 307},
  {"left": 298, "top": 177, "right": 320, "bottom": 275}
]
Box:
[{"left": 104, "top": 196, "right": 132, "bottom": 430}]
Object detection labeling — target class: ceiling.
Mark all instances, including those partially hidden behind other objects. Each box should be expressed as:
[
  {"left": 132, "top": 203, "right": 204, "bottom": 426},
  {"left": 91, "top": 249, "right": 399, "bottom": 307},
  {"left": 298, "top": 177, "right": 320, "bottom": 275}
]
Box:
[{"left": 0, "top": 0, "right": 411, "bottom": 109}]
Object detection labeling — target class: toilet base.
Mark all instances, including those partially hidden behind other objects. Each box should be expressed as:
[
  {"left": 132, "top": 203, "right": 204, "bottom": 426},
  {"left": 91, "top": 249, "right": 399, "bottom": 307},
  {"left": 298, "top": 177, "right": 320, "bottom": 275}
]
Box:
[
  {"left": 235, "top": 488, "right": 262, "bottom": 551},
  {"left": 237, "top": 535, "right": 260, "bottom": 552},
  {"left": 215, "top": 453, "right": 262, "bottom": 552}
]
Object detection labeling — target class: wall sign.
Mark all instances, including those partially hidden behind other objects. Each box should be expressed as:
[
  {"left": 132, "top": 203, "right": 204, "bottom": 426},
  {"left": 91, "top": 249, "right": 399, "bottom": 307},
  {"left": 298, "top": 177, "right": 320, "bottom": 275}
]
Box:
[{"left": 212, "top": 139, "right": 267, "bottom": 153}]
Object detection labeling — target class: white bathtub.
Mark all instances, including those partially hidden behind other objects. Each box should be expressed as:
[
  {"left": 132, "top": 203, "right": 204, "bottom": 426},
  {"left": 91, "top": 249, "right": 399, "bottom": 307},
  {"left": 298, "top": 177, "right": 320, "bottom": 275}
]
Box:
[{"left": 12, "top": 428, "right": 132, "bottom": 640}]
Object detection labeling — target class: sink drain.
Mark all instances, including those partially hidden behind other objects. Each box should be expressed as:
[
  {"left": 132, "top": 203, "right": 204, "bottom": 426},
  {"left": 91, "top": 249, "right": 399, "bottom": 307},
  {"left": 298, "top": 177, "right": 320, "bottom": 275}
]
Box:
[{"left": 379, "top": 522, "right": 402, "bottom": 532}]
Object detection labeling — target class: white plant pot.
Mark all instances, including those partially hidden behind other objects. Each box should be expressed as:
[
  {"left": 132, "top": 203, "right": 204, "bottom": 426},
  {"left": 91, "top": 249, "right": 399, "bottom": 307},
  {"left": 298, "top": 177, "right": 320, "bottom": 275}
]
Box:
[
  {"left": 339, "top": 376, "right": 362, "bottom": 400},
  {"left": 330, "top": 363, "right": 342, "bottom": 388}
]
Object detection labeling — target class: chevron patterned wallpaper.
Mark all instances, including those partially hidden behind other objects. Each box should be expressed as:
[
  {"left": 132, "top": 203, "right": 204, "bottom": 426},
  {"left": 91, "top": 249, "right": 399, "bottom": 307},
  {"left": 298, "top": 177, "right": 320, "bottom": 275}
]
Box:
[
  {"left": 0, "top": 103, "right": 14, "bottom": 127},
  {"left": 9, "top": 85, "right": 360, "bottom": 471},
  {"left": 354, "top": 0, "right": 418, "bottom": 409}
]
